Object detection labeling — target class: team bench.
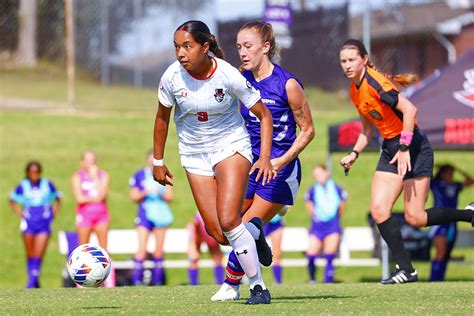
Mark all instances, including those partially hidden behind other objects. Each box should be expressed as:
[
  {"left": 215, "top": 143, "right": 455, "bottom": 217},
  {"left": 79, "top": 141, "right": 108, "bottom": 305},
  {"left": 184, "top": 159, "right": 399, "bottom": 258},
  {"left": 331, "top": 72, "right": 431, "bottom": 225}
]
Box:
[{"left": 58, "top": 227, "right": 380, "bottom": 270}]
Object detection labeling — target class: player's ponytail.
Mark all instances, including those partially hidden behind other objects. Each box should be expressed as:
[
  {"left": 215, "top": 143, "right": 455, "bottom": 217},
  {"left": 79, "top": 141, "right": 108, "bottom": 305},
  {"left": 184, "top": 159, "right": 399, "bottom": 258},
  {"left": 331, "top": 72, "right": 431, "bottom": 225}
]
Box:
[
  {"left": 367, "top": 60, "right": 418, "bottom": 87},
  {"left": 209, "top": 34, "right": 224, "bottom": 59},
  {"left": 341, "top": 39, "right": 418, "bottom": 87},
  {"left": 176, "top": 20, "right": 225, "bottom": 59}
]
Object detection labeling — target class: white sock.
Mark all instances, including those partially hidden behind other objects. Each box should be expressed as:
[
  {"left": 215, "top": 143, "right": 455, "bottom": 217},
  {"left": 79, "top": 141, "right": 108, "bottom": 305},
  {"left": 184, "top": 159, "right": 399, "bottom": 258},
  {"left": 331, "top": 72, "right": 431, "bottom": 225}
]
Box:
[
  {"left": 244, "top": 222, "right": 260, "bottom": 240},
  {"left": 223, "top": 223, "right": 265, "bottom": 290}
]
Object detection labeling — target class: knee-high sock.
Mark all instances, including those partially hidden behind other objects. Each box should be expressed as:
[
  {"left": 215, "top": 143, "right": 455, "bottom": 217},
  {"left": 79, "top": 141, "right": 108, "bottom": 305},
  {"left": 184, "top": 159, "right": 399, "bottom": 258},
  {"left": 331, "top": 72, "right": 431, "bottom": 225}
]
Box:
[
  {"left": 430, "top": 259, "right": 444, "bottom": 282},
  {"left": 244, "top": 222, "right": 260, "bottom": 239},
  {"left": 26, "top": 257, "right": 41, "bottom": 288},
  {"left": 307, "top": 255, "right": 316, "bottom": 282},
  {"left": 132, "top": 258, "right": 144, "bottom": 285},
  {"left": 224, "top": 251, "right": 244, "bottom": 286},
  {"left": 188, "top": 267, "right": 199, "bottom": 286},
  {"left": 377, "top": 216, "right": 414, "bottom": 273},
  {"left": 223, "top": 223, "right": 265, "bottom": 290},
  {"left": 152, "top": 257, "right": 165, "bottom": 285},
  {"left": 324, "top": 254, "right": 336, "bottom": 283},
  {"left": 213, "top": 265, "right": 224, "bottom": 284},
  {"left": 272, "top": 264, "right": 282, "bottom": 284},
  {"left": 426, "top": 207, "right": 472, "bottom": 226}
]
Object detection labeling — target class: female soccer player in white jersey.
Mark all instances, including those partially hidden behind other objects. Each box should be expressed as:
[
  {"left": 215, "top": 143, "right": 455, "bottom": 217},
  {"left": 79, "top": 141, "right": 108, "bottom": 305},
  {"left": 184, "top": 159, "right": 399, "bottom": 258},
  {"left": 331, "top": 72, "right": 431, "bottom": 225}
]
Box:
[
  {"left": 211, "top": 21, "right": 315, "bottom": 301},
  {"left": 153, "top": 20, "right": 274, "bottom": 304}
]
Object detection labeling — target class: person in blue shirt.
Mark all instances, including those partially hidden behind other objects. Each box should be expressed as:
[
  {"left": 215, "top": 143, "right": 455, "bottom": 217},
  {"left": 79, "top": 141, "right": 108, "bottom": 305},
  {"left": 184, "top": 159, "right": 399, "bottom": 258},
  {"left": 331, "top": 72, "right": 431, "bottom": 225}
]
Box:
[
  {"left": 304, "top": 164, "right": 347, "bottom": 283},
  {"left": 129, "top": 150, "right": 173, "bottom": 285},
  {"left": 429, "top": 164, "right": 473, "bottom": 281},
  {"left": 9, "top": 161, "right": 61, "bottom": 288}
]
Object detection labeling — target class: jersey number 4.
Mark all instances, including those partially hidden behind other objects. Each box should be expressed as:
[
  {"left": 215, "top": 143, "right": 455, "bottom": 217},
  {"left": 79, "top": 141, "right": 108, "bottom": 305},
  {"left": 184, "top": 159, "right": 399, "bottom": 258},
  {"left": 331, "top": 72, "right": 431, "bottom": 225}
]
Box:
[{"left": 197, "top": 112, "right": 208, "bottom": 122}]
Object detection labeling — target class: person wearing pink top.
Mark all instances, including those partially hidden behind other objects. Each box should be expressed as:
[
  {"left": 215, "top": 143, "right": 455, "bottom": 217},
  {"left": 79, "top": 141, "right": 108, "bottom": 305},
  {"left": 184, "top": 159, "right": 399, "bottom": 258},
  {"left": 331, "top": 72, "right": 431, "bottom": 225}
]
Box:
[{"left": 71, "top": 150, "right": 115, "bottom": 287}]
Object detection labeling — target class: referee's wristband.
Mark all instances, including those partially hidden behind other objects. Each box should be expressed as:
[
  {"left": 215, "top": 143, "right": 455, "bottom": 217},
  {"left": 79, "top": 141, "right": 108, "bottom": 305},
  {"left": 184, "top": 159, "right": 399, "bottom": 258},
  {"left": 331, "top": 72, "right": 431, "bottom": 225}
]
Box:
[
  {"left": 152, "top": 158, "right": 164, "bottom": 167},
  {"left": 349, "top": 150, "right": 359, "bottom": 159}
]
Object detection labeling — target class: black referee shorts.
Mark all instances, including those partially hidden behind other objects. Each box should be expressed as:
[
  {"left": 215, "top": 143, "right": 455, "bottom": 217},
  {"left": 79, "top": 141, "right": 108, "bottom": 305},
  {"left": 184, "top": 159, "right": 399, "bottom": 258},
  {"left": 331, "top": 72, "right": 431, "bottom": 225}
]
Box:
[{"left": 376, "top": 128, "right": 434, "bottom": 180}]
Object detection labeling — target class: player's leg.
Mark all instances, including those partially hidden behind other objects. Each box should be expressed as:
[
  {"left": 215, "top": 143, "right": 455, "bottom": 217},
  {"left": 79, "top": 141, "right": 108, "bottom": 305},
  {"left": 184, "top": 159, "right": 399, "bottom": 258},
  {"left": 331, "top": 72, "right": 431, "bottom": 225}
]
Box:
[
  {"left": 186, "top": 222, "right": 200, "bottom": 286},
  {"left": 133, "top": 225, "right": 150, "bottom": 285},
  {"left": 94, "top": 221, "right": 115, "bottom": 287},
  {"left": 76, "top": 226, "right": 93, "bottom": 245},
  {"left": 430, "top": 234, "right": 447, "bottom": 282},
  {"left": 307, "top": 234, "right": 322, "bottom": 283},
  {"left": 23, "top": 232, "right": 37, "bottom": 288},
  {"left": 405, "top": 177, "right": 473, "bottom": 227},
  {"left": 185, "top": 172, "right": 225, "bottom": 244},
  {"left": 151, "top": 227, "right": 167, "bottom": 285},
  {"left": 207, "top": 240, "right": 224, "bottom": 284},
  {"left": 214, "top": 153, "right": 270, "bottom": 304},
  {"left": 370, "top": 171, "right": 417, "bottom": 284},
  {"left": 269, "top": 228, "right": 283, "bottom": 284},
  {"left": 322, "top": 232, "right": 340, "bottom": 283}
]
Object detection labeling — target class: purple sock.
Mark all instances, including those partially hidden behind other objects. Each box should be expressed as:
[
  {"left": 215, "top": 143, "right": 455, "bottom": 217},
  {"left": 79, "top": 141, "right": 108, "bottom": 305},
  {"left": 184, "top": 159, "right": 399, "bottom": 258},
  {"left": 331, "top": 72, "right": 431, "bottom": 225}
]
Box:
[
  {"left": 431, "top": 259, "right": 448, "bottom": 281},
  {"left": 307, "top": 255, "right": 316, "bottom": 282},
  {"left": 224, "top": 251, "right": 244, "bottom": 286},
  {"left": 213, "top": 265, "right": 224, "bottom": 284},
  {"left": 324, "top": 254, "right": 336, "bottom": 283},
  {"left": 272, "top": 264, "right": 282, "bottom": 284},
  {"left": 152, "top": 257, "right": 165, "bottom": 285},
  {"left": 26, "top": 257, "right": 41, "bottom": 288},
  {"left": 132, "top": 258, "right": 144, "bottom": 285},
  {"left": 188, "top": 267, "right": 199, "bottom": 286}
]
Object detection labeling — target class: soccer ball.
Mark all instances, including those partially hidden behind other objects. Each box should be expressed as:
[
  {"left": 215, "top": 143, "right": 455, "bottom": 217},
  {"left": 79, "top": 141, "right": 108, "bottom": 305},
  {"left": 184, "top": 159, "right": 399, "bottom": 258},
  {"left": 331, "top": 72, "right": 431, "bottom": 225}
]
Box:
[{"left": 67, "top": 244, "right": 111, "bottom": 287}]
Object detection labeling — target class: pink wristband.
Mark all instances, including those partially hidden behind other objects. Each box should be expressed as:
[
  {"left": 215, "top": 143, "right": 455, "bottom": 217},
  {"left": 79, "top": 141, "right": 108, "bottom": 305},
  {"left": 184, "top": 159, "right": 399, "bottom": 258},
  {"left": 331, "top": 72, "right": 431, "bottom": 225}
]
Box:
[{"left": 400, "top": 131, "right": 414, "bottom": 145}]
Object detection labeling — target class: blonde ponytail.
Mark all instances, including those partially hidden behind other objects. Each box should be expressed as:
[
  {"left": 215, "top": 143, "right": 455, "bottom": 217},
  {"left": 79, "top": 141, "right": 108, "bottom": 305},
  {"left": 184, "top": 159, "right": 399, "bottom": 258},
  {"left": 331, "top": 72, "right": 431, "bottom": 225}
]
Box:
[{"left": 367, "top": 61, "right": 418, "bottom": 87}]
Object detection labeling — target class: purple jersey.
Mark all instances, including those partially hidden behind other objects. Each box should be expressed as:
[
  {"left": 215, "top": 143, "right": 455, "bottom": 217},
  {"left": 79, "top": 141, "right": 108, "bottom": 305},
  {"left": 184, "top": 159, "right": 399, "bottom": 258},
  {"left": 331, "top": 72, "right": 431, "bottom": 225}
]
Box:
[
  {"left": 430, "top": 179, "right": 463, "bottom": 209},
  {"left": 240, "top": 63, "right": 301, "bottom": 158}
]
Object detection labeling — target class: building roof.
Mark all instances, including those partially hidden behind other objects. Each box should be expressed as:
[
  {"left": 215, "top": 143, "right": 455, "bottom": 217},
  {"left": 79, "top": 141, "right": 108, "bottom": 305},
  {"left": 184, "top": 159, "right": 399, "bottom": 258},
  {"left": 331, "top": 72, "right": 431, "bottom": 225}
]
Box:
[{"left": 350, "top": 1, "right": 473, "bottom": 40}]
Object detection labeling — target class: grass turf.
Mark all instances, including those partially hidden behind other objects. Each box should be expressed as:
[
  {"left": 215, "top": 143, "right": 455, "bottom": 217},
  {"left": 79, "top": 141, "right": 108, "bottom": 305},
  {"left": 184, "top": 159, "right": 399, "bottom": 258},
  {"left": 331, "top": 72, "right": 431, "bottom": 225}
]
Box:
[{"left": 0, "top": 282, "right": 473, "bottom": 314}]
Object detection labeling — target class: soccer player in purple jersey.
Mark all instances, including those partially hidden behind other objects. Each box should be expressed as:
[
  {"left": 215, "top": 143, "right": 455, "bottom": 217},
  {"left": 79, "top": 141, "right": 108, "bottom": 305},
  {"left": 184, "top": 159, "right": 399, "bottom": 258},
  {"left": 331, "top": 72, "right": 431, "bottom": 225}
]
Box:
[
  {"left": 9, "top": 161, "right": 61, "bottom": 288},
  {"left": 211, "top": 21, "right": 315, "bottom": 301},
  {"left": 429, "top": 164, "right": 473, "bottom": 281},
  {"left": 304, "top": 164, "right": 347, "bottom": 283},
  {"left": 129, "top": 150, "right": 174, "bottom": 286}
]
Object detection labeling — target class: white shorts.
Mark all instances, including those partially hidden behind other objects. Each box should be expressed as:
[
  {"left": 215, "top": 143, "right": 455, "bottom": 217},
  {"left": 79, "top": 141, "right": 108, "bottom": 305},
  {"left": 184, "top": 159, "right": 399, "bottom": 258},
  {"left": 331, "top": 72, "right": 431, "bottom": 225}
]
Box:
[{"left": 180, "top": 137, "right": 253, "bottom": 176}]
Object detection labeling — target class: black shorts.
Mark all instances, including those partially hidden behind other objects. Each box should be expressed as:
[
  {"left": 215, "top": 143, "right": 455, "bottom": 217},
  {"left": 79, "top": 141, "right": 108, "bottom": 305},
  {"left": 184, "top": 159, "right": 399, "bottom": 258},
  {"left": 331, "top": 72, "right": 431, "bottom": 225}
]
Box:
[{"left": 376, "top": 128, "right": 433, "bottom": 180}]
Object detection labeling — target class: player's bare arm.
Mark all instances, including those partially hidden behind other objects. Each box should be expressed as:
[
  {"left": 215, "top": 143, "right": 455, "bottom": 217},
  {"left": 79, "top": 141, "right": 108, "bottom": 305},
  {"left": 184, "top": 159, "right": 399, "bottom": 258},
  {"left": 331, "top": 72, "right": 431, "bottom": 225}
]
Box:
[{"left": 272, "top": 78, "right": 315, "bottom": 171}]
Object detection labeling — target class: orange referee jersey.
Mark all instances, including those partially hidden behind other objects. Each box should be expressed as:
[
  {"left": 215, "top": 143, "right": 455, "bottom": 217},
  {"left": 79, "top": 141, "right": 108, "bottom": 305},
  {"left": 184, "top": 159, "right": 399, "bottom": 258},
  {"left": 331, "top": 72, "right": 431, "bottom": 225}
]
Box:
[{"left": 349, "top": 67, "right": 414, "bottom": 139}]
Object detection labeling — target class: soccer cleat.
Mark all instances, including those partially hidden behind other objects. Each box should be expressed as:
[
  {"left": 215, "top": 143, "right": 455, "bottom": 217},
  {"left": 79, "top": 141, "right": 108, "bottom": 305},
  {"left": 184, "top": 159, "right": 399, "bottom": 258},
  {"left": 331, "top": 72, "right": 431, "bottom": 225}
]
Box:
[
  {"left": 210, "top": 283, "right": 240, "bottom": 301},
  {"left": 465, "top": 202, "right": 474, "bottom": 227},
  {"left": 380, "top": 265, "right": 418, "bottom": 285},
  {"left": 245, "top": 284, "right": 271, "bottom": 305},
  {"left": 249, "top": 217, "right": 273, "bottom": 267}
]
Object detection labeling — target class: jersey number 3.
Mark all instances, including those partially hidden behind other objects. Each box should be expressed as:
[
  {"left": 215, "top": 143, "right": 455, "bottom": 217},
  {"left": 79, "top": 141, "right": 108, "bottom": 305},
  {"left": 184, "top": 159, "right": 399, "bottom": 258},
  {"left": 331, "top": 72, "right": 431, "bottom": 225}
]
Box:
[{"left": 197, "top": 112, "right": 208, "bottom": 122}]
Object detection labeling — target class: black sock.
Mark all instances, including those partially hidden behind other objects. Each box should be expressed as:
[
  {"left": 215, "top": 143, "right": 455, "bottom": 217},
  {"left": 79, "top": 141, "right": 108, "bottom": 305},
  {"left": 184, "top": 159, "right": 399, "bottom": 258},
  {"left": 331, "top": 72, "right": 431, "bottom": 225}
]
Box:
[
  {"left": 377, "top": 216, "right": 414, "bottom": 273},
  {"left": 426, "top": 207, "right": 472, "bottom": 226}
]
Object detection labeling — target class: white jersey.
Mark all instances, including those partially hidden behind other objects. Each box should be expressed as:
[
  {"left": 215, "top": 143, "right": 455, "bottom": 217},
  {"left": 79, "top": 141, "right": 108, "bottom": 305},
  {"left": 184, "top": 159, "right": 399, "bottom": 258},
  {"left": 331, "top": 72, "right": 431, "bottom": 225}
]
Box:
[{"left": 158, "top": 57, "right": 261, "bottom": 155}]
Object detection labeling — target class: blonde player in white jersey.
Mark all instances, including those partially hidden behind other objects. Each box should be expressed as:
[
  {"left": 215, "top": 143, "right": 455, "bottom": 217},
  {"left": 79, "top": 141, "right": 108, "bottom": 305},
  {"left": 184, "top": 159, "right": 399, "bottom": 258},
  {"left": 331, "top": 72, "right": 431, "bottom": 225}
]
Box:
[{"left": 153, "top": 20, "right": 274, "bottom": 305}]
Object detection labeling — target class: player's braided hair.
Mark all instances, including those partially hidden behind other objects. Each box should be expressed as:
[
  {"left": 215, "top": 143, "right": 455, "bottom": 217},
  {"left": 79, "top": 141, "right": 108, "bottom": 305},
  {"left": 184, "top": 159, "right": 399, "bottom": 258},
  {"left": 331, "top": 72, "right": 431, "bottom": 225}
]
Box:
[
  {"left": 239, "top": 21, "right": 277, "bottom": 60},
  {"left": 176, "top": 20, "right": 224, "bottom": 59},
  {"left": 341, "top": 39, "right": 418, "bottom": 87}
]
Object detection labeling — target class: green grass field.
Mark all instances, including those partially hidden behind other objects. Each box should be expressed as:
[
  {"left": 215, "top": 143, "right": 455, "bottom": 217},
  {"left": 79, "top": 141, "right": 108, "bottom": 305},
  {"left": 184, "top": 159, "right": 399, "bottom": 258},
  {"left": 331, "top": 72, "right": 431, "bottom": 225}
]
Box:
[
  {"left": 0, "top": 283, "right": 473, "bottom": 314},
  {"left": 1, "top": 63, "right": 473, "bottom": 292}
]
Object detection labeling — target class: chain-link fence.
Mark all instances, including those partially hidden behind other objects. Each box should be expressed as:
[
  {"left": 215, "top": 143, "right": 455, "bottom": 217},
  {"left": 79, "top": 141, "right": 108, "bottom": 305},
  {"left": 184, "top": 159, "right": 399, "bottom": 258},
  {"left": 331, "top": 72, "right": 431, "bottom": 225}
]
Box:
[{"left": 1, "top": 0, "right": 473, "bottom": 103}]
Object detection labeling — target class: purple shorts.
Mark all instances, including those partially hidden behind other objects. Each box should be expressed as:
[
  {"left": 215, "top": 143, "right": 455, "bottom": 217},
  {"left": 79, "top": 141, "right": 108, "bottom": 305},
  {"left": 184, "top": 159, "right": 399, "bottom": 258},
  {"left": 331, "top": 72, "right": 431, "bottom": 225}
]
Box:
[
  {"left": 309, "top": 217, "right": 341, "bottom": 241},
  {"left": 429, "top": 222, "right": 457, "bottom": 243},
  {"left": 246, "top": 158, "right": 301, "bottom": 205},
  {"left": 20, "top": 217, "right": 53, "bottom": 235},
  {"left": 264, "top": 219, "right": 284, "bottom": 236}
]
